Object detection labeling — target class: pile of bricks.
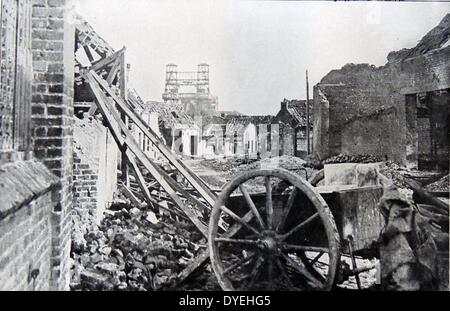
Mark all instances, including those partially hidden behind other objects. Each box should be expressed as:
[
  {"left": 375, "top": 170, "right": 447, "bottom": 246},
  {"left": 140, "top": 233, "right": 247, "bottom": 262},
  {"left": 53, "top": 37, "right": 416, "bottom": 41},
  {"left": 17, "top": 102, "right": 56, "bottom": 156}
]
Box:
[{"left": 70, "top": 199, "right": 210, "bottom": 291}]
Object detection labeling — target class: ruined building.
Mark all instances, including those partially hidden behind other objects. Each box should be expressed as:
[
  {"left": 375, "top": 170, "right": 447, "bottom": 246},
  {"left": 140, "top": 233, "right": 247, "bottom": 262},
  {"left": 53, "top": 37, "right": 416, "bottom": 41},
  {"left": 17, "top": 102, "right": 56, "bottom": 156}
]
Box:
[
  {"left": 273, "top": 99, "right": 313, "bottom": 158},
  {"left": 162, "top": 63, "right": 219, "bottom": 117},
  {"left": 313, "top": 14, "right": 450, "bottom": 171}
]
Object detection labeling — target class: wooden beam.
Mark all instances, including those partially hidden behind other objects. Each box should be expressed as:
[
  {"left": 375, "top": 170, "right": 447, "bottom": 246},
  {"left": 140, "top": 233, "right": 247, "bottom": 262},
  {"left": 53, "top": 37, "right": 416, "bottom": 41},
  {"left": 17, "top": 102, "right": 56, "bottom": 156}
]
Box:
[
  {"left": 106, "top": 59, "right": 121, "bottom": 86},
  {"left": 85, "top": 72, "right": 208, "bottom": 237},
  {"left": 83, "top": 45, "right": 95, "bottom": 63},
  {"left": 127, "top": 153, "right": 155, "bottom": 211},
  {"left": 90, "top": 71, "right": 217, "bottom": 207},
  {"left": 88, "top": 47, "right": 125, "bottom": 74},
  {"left": 118, "top": 49, "right": 129, "bottom": 186},
  {"left": 120, "top": 184, "right": 145, "bottom": 208}
]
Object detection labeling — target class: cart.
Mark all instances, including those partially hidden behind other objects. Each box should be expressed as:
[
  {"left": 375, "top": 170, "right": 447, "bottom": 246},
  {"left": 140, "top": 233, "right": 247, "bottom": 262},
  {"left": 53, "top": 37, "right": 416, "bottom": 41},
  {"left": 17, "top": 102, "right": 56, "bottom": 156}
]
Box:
[
  {"left": 78, "top": 41, "right": 385, "bottom": 291},
  {"left": 208, "top": 166, "right": 385, "bottom": 291}
]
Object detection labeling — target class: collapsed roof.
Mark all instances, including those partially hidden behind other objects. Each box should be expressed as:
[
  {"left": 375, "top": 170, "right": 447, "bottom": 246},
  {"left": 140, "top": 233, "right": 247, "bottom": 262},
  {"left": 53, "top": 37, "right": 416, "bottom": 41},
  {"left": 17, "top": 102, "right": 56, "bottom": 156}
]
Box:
[{"left": 388, "top": 13, "right": 450, "bottom": 62}]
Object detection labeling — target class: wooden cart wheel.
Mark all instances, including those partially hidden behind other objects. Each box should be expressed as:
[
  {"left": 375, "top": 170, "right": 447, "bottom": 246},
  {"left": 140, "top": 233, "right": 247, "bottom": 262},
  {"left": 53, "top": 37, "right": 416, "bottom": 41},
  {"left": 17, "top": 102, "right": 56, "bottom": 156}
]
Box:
[{"left": 208, "top": 168, "right": 340, "bottom": 291}]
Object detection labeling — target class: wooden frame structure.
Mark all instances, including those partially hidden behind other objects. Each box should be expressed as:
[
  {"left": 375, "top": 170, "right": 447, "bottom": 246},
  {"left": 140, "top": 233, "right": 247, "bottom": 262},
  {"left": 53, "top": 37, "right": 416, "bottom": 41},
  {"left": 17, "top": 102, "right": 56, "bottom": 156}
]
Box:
[{"left": 74, "top": 19, "right": 254, "bottom": 285}]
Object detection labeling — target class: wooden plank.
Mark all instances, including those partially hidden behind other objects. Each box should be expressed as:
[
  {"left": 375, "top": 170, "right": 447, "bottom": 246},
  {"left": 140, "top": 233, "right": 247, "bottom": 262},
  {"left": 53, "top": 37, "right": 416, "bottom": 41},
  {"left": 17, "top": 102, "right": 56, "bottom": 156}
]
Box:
[
  {"left": 88, "top": 47, "right": 125, "bottom": 74},
  {"left": 120, "top": 184, "right": 144, "bottom": 208},
  {"left": 118, "top": 50, "right": 129, "bottom": 186},
  {"left": 119, "top": 49, "right": 127, "bottom": 100},
  {"left": 151, "top": 159, "right": 211, "bottom": 213},
  {"left": 88, "top": 103, "right": 98, "bottom": 116},
  {"left": 127, "top": 153, "right": 155, "bottom": 211},
  {"left": 85, "top": 73, "right": 208, "bottom": 237},
  {"left": 83, "top": 45, "right": 95, "bottom": 62},
  {"left": 90, "top": 71, "right": 217, "bottom": 206},
  {"left": 106, "top": 59, "right": 120, "bottom": 86}
]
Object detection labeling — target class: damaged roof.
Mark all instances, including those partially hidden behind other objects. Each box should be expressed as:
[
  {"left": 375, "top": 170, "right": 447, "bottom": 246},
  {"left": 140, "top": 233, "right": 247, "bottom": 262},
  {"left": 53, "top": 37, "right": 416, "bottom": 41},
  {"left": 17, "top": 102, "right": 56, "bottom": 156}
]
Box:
[
  {"left": 224, "top": 116, "right": 254, "bottom": 135},
  {"left": 74, "top": 14, "right": 115, "bottom": 59},
  {"left": 141, "top": 101, "right": 195, "bottom": 128},
  {"left": 223, "top": 115, "right": 274, "bottom": 135},
  {"left": 388, "top": 13, "right": 450, "bottom": 62},
  {"left": 275, "top": 99, "right": 312, "bottom": 128}
]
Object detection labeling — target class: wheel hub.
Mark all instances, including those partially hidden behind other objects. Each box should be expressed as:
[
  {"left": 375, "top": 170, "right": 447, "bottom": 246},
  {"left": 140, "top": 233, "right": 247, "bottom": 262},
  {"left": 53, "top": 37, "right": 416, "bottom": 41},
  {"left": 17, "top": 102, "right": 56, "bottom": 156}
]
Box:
[{"left": 259, "top": 231, "right": 279, "bottom": 254}]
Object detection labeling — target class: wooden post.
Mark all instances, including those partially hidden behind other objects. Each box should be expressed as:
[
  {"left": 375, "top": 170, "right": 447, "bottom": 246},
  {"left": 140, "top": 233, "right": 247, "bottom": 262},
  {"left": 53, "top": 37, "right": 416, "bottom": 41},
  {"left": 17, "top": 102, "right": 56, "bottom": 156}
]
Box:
[
  {"left": 306, "top": 70, "right": 311, "bottom": 155},
  {"left": 119, "top": 47, "right": 129, "bottom": 186}
]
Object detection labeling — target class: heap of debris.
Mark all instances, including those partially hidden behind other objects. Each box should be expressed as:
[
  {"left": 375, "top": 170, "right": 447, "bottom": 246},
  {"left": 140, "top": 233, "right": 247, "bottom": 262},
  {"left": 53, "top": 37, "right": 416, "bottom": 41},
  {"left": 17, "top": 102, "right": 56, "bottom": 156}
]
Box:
[
  {"left": 322, "top": 153, "right": 385, "bottom": 165},
  {"left": 70, "top": 199, "right": 209, "bottom": 291},
  {"left": 426, "top": 174, "right": 450, "bottom": 192}
]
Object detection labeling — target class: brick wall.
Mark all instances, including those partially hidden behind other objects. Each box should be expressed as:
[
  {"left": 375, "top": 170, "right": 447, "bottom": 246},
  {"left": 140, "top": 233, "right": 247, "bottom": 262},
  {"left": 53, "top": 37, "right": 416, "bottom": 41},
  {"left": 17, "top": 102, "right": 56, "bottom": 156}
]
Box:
[
  {"left": 30, "top": 0, "right": 74, "bottom": 290},
  {"left": 72, "top": 115, "right": 118, "bottom": 247},
  {"left": 0, "top": 193, "right": 53, "bottom": 291},
  {"left": 0, "top": 161, "right": 58, "bottom": 291}
]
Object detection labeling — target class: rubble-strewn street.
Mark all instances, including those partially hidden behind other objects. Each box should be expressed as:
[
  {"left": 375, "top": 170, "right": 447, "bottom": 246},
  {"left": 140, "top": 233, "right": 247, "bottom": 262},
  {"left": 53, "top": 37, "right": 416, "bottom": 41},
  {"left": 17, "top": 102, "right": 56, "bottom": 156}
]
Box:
[
  {"left": 69, "top": 153, "right": 448, "bottom": 291},
  {"left": 1, "top": 0, "right": 448, "bottom": 292}
]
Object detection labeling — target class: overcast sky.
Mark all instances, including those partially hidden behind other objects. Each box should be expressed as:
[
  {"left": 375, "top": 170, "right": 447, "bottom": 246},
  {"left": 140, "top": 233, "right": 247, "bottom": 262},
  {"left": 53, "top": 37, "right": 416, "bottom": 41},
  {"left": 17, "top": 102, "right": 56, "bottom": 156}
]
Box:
[{"left": 74, "top": 0, "right": 449, "bottom": 115}]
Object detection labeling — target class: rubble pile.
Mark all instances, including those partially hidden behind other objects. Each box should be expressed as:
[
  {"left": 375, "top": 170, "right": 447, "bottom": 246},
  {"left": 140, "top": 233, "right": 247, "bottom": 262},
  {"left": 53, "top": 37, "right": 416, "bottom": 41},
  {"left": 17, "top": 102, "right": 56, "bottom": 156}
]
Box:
[
  {"left": 379, "top": 161, "right": 411, "bottom": 189},
  {"left": 426, "top": 174, "right": 449, "bottom": 192},
  {"left": 322, "top": 153, "right": 384, "bottom": 165},
  {"left": 201, "top": 156, "right": 308, "bottom": 175},
  {"left": 70, "top": 201, "right": 208, "bottom": 291},
  {"left": 200, "top": 158, "right": 256, "bottom": 173},
  {"left": 246, "top": 155, "right": 307, "bottom": 171}
]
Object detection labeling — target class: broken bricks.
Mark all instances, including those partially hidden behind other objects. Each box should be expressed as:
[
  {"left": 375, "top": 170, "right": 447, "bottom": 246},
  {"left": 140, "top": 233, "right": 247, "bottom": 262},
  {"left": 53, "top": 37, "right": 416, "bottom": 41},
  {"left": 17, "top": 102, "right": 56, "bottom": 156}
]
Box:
[{"left": 70, "top": 200, "right": 207, "bottom": 291}]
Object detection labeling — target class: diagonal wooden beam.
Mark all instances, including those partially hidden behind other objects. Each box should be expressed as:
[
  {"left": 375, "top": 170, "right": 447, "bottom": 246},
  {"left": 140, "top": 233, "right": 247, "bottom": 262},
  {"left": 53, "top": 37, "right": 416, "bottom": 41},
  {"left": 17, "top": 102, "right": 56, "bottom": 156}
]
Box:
[
  {"left": 120, "top": 183, "right": 145, "bottom": 208},
  {"left": 106, "top": 59, "right": 121, "bottom": 86},
  {"left": 88, "top": 47, "right": 126, "bottom": 74},
  {"left": 127, "top": 153, "right": 155, "bottom": 211},
  {"left": 90, "top": 71, "right": 217, "bottom": 206},
  {"left": 86, "top": 72, "right": 208, "bottom": 237},
  {"left": 83, "top": 45, "right": 95, "bottom": 62}
]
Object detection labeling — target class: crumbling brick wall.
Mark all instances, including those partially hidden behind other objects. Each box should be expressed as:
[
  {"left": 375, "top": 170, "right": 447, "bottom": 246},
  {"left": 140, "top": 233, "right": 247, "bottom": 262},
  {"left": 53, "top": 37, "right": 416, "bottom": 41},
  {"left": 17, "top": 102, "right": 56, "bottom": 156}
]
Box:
[
  {"left": 313, "top": 15, "right": 450, "bottom": 167},
  {"left": 72, "top": 115, "right": 119, "bottom": 247}
]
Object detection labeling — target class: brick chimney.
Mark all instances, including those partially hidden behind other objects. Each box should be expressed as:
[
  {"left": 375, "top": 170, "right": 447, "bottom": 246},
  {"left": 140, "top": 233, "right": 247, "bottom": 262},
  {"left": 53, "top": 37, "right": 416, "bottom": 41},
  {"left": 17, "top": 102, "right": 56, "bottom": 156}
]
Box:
[{"left": 281, "top": 99, "right": 288, "bottom": 111}]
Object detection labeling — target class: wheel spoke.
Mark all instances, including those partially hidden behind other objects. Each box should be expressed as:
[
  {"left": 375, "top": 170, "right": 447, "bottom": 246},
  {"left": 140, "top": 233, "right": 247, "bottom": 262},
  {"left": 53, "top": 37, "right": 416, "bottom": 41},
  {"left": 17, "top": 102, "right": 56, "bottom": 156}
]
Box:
[
  {"left": 280, "top": 253, "right": 324, "bottom": 288},
  {"left": 280, "top": 212, "right": 319, "bottom": 241},
  {"left": 277, "top": 187, "right": 298, "bottom": 233},
  {"left": 245, "top": 257, "right": 264, "bottom": 290},
  {"left": 310, "top": 252, "right": 325, "bottom": 265},
  {"left": 265, "top": 176, "right": 273, "bottom": 229},
  {"left": 215, "top": 237, "right": 259, "bottom": 246},
  {"left": 239, "top": 184, "right": 266, "bottom": 230},
  {"left": 267, "top": 256, "right": 274, "bottom": 290},
  {"left": 274, "top": 257, "right": 298, "bottom": 290},
  {"left": 223, "top": 254, "right": 256, "bottom": 276},
  {"left": 220, "top": 205, "right": 261, "bottom": 236},
  {"left": 283, "top": 244, "right": 329, "bottom": 253}
]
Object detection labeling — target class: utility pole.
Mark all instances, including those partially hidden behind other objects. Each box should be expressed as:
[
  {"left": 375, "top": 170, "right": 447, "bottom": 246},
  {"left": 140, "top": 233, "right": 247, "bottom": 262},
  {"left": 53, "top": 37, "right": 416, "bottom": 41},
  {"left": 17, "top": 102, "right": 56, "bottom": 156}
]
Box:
[{"left": 306, "top": 70, "right": 310, "bottom": 155}]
